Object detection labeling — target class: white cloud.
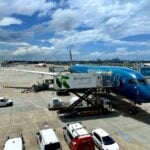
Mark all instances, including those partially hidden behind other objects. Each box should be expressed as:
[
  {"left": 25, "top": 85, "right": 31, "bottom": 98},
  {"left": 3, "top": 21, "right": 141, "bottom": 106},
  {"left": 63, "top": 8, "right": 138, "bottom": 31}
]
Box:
[
  {"left": 0, "top": 41, "right": 30, "bottom": 46},
  {"left": 11, "top": 44, "right": 73, "bottom": 60},
  {"left": 51, "top": 9, "right": 81, "bottom": 32},
  {"left": 67, "top": 0, "right": 150, "bottom": 38},
  {"left": 0, "top": 0, "right": 150, "bottom": 60},
  {"left": 0, "top": 0, "right": 55, "bottom": 17},
  {"left": 90, "top": 51, "right": 104, "bottom": 57},
  {"left": 0, "top": 17, "right": 22, "bottom": 26},
  {"left": 12, "top": 45, "right": 54, "bottom": 56},
  {"left": 71, "top": 50, "right": 80, "bottom": 55},
  {"left": 49, "top": 29, "right": 112, "bottom": 50},
  {"left": 46, "top": 0, "right": 150, "bottom": 54},
  {"left": 88, "top": 49, "right": 150, "bottom": 60}
]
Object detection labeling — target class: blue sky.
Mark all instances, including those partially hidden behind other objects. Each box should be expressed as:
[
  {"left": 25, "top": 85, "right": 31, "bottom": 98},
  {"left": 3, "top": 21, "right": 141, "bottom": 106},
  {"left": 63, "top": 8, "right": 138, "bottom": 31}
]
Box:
[{"left": 0, "top": 0, "right": 150, "bottom": 61}]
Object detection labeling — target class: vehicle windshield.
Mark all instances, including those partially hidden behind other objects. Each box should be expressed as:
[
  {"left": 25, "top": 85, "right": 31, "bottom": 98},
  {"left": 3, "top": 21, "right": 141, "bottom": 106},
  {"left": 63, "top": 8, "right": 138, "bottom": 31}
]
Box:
[
  {"left": 45, "top": 142, "right": 61, "bottom": 150},
  {"left": 53, "top": 99, "right": 59, "bottom": 104},
  {"left": 102, "top": 136, "right": 115, "bottom": 145}
]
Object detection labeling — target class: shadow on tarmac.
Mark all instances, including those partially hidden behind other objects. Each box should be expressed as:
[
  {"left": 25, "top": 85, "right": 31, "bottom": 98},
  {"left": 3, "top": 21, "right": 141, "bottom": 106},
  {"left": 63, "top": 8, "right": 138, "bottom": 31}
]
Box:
[
  {"left": 58, "top": 94, "right": 150, "bottom": 125},
  {"left": 58, "top": 110, "right": 120, "bottom": 123},
  {"left": 4, "top": 86, "right": 30, "bottom": 89},
  {"left": 108, "top": 94, "right": 150, "bottom": 125}
]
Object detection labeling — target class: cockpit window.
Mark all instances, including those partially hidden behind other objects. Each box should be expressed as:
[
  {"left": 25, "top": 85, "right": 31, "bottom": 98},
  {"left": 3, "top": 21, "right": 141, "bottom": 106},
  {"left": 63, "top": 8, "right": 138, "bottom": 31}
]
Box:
[
  {"left": 129, "top": 79, "right": 138, "bottom": 84},
  {"left": 129, "top": 79, "right": 148, "bottom": 85},
  {"left": 138, "top": 79, "right": 147, "bottom": 85}
]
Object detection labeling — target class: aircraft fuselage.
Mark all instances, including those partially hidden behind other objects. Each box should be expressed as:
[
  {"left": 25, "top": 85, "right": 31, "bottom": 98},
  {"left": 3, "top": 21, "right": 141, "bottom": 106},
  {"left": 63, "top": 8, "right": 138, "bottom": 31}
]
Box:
[{"left": 70, "top": 65, "right": 150, "bottom": 104}]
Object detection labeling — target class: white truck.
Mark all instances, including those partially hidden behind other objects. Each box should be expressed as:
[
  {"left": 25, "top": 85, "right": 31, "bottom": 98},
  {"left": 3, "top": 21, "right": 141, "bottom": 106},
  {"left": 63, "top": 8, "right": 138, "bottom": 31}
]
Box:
[
  {"left": 52, "top": 96, "right": 112, "bottom": 116},
  {"left": 48, "top": 97, "right": 82, "bottom": 110}
]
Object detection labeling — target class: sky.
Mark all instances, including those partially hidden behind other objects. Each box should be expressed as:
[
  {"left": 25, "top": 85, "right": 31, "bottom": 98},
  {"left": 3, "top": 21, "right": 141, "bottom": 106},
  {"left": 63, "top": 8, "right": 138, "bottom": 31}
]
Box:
[{"left": 0, "top": 0, "right": 150, "bottom": 61}]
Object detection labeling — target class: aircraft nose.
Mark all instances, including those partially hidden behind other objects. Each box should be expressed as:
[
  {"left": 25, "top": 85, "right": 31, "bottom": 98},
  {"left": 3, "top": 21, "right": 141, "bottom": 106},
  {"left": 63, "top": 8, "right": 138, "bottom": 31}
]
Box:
[{"left": 140, "top": 86, "right": 150, "bottom": 103}]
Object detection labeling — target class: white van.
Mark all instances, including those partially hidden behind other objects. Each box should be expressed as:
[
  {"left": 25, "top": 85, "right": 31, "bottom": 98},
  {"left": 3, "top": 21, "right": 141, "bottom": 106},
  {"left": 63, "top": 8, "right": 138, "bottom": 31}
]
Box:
[
  {"left": 3, "top": 135, "right": 25, "bottom": 150},
  {"left": 36, "top": 128, "right": 61, "bottom": 150}
]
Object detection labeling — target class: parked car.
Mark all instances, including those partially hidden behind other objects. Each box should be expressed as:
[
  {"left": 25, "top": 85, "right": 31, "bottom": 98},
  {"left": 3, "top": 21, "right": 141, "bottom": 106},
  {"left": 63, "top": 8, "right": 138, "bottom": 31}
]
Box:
[
  {"left": 3, "top": 135, "right": 25, "bottom": 150},
  {"left": 0, "top": 97, "right": 13, "bottom": 107},
  {"left": 92, "top": 128, "right": 119, "bottom": 150},
  {"left": 36, "top": 128, "right": 61, "bottom": 150},
  {"left": 63, "top": 122, "right": 95, "bottom": 150}
]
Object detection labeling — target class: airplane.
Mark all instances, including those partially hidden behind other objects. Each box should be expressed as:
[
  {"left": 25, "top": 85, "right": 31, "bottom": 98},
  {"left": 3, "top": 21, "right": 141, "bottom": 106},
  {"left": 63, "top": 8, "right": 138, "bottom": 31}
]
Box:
[
  {"left": 1, "top": 51, "right": 150, "bottom": 114},
  {"left": 36, "top": 63, "right": 47, "bottom": 67},
  {"left": 69, "top": 64, "right": 150, "bottom": 114},
  {"left": 143, "top": 63, "right": 150, "bottom": 67}
]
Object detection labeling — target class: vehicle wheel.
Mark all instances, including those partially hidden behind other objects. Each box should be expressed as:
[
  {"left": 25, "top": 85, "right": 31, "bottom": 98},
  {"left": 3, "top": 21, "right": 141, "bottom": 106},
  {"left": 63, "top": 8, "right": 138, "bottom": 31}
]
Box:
[
  {"left": 8, "top": 103, "right": 13, "bottom": 106},
  {"left": 129, "top": 108, "right": 137, "bottom": 115}
]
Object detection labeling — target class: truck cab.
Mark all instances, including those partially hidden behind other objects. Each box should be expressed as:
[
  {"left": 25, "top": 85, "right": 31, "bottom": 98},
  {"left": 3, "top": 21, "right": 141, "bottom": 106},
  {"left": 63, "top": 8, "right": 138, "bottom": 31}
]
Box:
[
  {"left": 48, "top": 97, "right": 64, "bottom": 110},
  {"left": 36, "top": 128, "right": 61, "bottom": 150},
  {"left": 63, "top": 122, "right": 95, "bottom": 150}
]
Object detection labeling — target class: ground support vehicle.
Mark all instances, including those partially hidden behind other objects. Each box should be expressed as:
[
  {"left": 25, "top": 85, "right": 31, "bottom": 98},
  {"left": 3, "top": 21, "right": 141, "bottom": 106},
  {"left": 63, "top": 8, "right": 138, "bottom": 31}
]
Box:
[
  {"left": 3, "top": 135, "right": 25, "bottom": 150},
  {"left": 36, "top": 128, "right": 61, "bottom": 150},
  {"left": 57, "top": 89, "right": 112, "bottom": 117},
  {"left": 63, "top": 122, "right": 95, "bottom": 150},
  {"left": 53, "top": 73, "right": 114, "bottom": 117},
  {"left": 0, "top": 97, "right": 13, "bottom": 107},
  {"left": 48, "top": 97, "right": 65, "bottom": 110}
]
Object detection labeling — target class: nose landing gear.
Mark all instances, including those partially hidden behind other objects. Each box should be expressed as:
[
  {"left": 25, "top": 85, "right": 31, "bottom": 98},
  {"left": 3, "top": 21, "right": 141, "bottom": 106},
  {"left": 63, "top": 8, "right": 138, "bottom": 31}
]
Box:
[{"left": 129, "top": 101, "right": 138, "bottom": 115}]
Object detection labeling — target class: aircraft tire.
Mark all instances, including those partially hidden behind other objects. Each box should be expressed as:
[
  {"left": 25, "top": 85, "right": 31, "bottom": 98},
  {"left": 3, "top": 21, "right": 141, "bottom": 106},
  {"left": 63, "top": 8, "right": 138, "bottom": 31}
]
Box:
[{"left": 129, "top": 108, "right": 137, "bottom": 115}]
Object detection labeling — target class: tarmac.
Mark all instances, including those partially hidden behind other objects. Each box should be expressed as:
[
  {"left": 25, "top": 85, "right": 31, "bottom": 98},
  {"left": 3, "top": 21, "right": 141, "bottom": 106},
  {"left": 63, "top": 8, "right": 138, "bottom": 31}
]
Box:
[{"left": 0, "top": 64, "right": 150, "bottom": 150}]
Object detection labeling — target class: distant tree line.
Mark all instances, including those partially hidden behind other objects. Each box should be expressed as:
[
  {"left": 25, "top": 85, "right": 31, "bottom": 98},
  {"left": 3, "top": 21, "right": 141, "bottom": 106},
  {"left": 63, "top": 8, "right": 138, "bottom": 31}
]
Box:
[{"left": 1, "top": 58, "right": 150, "bottom": 66}]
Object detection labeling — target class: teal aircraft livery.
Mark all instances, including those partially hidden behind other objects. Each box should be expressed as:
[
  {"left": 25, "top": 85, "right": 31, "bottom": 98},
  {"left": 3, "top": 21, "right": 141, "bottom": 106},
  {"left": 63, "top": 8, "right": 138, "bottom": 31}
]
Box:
[{"left": 70, "top": 64, "right": 150, "bottom": 106}]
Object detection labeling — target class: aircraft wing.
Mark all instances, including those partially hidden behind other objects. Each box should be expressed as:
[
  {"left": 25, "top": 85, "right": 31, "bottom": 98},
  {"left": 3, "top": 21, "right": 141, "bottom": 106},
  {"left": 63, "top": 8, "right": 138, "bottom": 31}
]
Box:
[{"left": 0, "top": 68, "right": 58, "bottom": 76}]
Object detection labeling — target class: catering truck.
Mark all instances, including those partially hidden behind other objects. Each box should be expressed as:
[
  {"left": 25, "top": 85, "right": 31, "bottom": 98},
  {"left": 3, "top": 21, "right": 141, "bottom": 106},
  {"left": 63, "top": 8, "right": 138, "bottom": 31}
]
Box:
[
  {"left": 53, "top": 73, "right": 113, "bottom": 117},
  {"left": 54, "top": 72, "right": 113, "bottom": 90}
]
